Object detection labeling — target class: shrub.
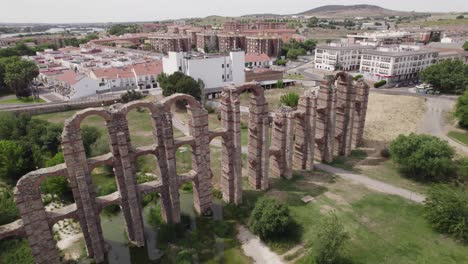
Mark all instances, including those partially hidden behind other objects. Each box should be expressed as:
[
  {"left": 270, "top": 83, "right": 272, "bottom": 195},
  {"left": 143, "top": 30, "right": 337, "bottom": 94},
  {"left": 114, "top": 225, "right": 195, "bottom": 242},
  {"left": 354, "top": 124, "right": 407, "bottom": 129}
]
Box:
[
  {"left": 277, "top": 59, "right": 287, "bottom": 66},
  {"left": 389, "top": 133, "right": 455, "bottom": 182},
  {"left": 373, "top": 80, "right": 387, "bottom": 88},
  {"left": 120, "top": 89, "right": 143, "bottom": 103},
  {"left": 455, "top": 157, "right": 468, "bottom": 182},
  {"left": 455, "top": 91, "right": 468, "bottom": 128},
  {"left": 314, "top": 212, "right": 350, "bottom": 264},
  {"left": 280, "top": 92, "right": 300, "bottom": 108},
  {"left": 424, "top": 184, "right": 468, "bottom": 243},
  {"left": 353, "top": 74, "right": 363, "bottom": 81},
  {"left": 276, "top": 79, "right": 285, "bottom": 88},
  {"left": 0, "top": 238, "right": 34, "bottom": 264},
  {"left": 0, "top": 188, "right": 19, "bottom": 225},
  {"left": 380, "top": 148, "right": 391, "bottom": 158},
  {"left": 248, "top": 198, "right": 292, "bottom": 239}
]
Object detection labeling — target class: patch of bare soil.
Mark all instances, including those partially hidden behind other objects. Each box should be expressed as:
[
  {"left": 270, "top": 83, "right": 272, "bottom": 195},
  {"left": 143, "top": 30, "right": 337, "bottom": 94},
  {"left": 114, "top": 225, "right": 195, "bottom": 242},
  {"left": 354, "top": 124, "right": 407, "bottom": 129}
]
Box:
[{"left": 364, "top": 93, "right": 425, "bottom": 145}]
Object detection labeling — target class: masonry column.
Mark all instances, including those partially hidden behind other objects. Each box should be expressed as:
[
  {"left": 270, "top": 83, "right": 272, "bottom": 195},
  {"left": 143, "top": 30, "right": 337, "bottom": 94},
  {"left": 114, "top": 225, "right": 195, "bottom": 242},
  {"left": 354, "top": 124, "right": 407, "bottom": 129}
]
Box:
[
  {"left": 335, "top": 73, "right": 356, "bottom": 156},
  {"left": 151, "top": 105, "right": 175, "bottom": 224},
  {"left": 160, "top": 111, "right": 181, "bottom": 223},
  {"left": 116, "top": 132, "right": 145, "bottom": 246},
  {"left": 188, "top": 106, "right": 213, "bottom": 214},
  {"left": 315, "top": 76, "right": 337, "bottom": 163},
  {"left": 293, "top": 92, "right": 316, "bottom": 170},
  {"left": 248, "top": 88, "right": 269, "bottom": 190},
  {"left": 62, "top": 121, "right": 106, "bottom": 262},
  {"left": 14, "top": 176, "right": 61, "bottom": 264},
  {"left": 353, "top": 80, "right": 370, "bottom": 148},
  {"left": 270, "top": 106, "right": 292, "bottom": 179},
  {"left": 220, "top": 88, "right": 242, "bottom": 204},
  {"left": 107, "top": 109, "right": 145, "bottom": 246}
]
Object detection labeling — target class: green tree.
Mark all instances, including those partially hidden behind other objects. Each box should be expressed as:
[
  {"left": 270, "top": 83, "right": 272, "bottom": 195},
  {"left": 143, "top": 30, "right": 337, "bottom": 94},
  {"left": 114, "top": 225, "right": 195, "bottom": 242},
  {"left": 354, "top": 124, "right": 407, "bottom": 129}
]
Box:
[
  {"left": 158, "top": 72, "right": 201, "bottom": 101},
  {"left": 307, "top": 17, "right": 319, "bottom": 28},
  {"left": 0, "top": 140, "right": 35, "bottom": 183},
  {"left": 424, "top": 184, "right": 468, "bottom": 243},
  {"left": 0, "top": 188, "right": 19, "bottom": 225},
  {"left": 464, "top": 41, "right": 468, "bottom": 51},
  {"left": 248, "top": 198, "right": 292, "bottom": 240},
  {"left": 313, "top": 212, "right": 349, "bottom": 264},
  {"left": 456, "top": 15, "right": 465, "bottom": 19},
  {"left": 455, "top": 91, "right": 468, "bottom": 128},
  {"left": 420, "top": 59, "right": 468, "bottom": 94},
  {"left": 40, "top": 152, "right": 72, "bottom": 200},
  {"left": 280, "top": 92, "right": 300, "bottom": 108},
  {"left": 287, "top": 48, "right": 306, "bottom": 60},
  {"left": 82, "top": 126, "right": 102, "bottom": 157},
  {"left": 120, "top": 89, "right": 143, "bottom": 103},
  {"left": 3, "top": 58, "right": 39, "bottom": 98},
  {"left": 389, "top": 133, "right": 455, "bottom": 182}
]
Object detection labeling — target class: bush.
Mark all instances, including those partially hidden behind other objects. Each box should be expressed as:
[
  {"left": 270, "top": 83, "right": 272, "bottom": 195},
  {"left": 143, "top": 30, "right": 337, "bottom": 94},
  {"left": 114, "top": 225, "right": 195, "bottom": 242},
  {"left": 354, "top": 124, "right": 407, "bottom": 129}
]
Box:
[
  {"left": 455, "top": 157, "right": 468, "bottom": 182},
  {"left": 280, "top": 92, "right": 300, "bottom": 108},
  {"left": 0, "top": 188, "right": 19, "bottom": 225},
  {"left": 314, "top": 212, "right": 350, "bottom": 264},
  {"left": 373, "top": 80, "right": 387, "bottom": 88},
  {"left": 120, "top": 89, "right": 143, "bottom": 103},
  {"left": 276, "top": 79, "right": 285, "bottom": 89},
  {"left": 380, "top": 148, "right": 391, "bottom": 158},
  {"left": 353, "top": 74, "right": 363, "bottom": 81},
  {"left": 248, "top": 198, "right": 292, "bottom": 240},
  {"left": 420, "top": 60, "right": 468, "bottom": 94},
  {"left": 424, "top": 184, "right": 468, "bottom": 243},
  {"left": 0, "top": 238, "right": 34, "bottom": 264},
  {"left": 455, "top": 91, "right": 468, "bottom": 128},
  {"left": 389, "top": 133, "right": 455, "bottom": 182},
  {"left": 277, "top": 59, "right": 287, "bottom": 66}
]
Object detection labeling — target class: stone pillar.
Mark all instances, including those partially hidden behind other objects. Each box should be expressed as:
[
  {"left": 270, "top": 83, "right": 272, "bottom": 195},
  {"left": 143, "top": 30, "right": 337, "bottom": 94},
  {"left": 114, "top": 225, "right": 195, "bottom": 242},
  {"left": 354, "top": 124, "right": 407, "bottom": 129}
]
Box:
[
  {"left": 160, "top": 111, "right": 181, "bottom": 223},
  {"left": 62, "top": 122, "right": 106, "bottom": 262},
  {"left": 293, "top": 92, "right": 316, "bottom": 171},
  {"left": 261, "top": 116, "right": 270, "bottom": 190},
  {"left": 14, "top": 177, "right": 61, "bottom": 264},
  {"left": 188, "top": 106, "right": 212, "bottom": 214},
  {"left": 151, "top": 105, "right": 176, "bottom": 224},
  {"left": 107, "top": 109, "right": 145, "bottom": 246},
  {"left": 335, "top": 73, "right": 356, "bottom": 156},
  {"left": 270, "top": 106, "right": 292, "bottom": 179},
  {"left": 220, "top": 89, "right": 242, "bottom": 204},
  {"left": 116, "top": 132, "right": 145, "bottom": 246},
  {"left": 247, "top": 89, "right": 269, "bottom": 190},
  {"left": 315, "top": 76, "right": 337, "bottom": 163},
  {"left": 353, "top": 80, "right": 370, "bottom": 148}
]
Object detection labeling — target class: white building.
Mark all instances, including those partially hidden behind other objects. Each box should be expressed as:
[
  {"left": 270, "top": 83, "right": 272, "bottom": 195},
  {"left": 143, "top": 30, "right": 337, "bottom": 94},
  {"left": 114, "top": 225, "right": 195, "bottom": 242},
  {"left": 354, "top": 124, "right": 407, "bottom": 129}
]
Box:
[
  {"left": 53, "top": 70, "right": 103, "bottom": 100},
  {"left": 245, "top": 53, "right": 276, "bottom": 68},
  {"left": 163, "top": 51, "right": 245, "bottom": 90},
  {"left": 360, "top": 47, "right": 439, "bottom": 84},
  {"left": 315, "top": 44, "right": 374, "bottom": 71}
]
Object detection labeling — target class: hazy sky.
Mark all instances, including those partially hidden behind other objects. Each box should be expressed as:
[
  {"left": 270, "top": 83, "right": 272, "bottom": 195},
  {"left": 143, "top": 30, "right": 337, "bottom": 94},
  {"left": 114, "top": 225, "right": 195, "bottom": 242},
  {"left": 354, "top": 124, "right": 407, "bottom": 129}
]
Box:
[{"left": 1, "top": 0, "right": 467, "bottom": 23}]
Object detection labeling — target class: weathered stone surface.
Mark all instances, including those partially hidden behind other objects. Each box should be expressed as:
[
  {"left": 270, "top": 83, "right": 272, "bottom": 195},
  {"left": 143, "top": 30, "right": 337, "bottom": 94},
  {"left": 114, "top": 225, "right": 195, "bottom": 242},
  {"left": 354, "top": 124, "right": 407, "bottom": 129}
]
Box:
[{"left": 0, "top": 76, "right": 370, "bottom": 264}]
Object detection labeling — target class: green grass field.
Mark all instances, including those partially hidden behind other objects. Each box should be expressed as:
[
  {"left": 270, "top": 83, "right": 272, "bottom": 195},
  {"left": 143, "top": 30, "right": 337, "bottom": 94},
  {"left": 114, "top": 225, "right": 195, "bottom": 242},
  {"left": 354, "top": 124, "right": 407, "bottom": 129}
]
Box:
[
  {"left": 448, "top": 131, "right": 468, "bottom": 146},
  {"left": 0, "top": 96, "right": 45, "bottom": 104}
]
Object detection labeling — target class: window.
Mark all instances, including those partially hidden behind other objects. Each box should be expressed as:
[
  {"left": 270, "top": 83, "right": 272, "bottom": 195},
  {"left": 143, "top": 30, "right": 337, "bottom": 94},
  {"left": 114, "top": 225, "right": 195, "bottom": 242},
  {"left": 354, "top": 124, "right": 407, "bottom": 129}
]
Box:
[
  {"left": 227, "top": 74, "right": 230, "bottom": 79},
  {"left": 227, "top": 64, "right": 230, "bottom": 68},
  {"left": 222, "top": 74, "right": 224, "bottom": 80},
  {"left": 222, "top": 64, "right": 224, "bottom": 68}
]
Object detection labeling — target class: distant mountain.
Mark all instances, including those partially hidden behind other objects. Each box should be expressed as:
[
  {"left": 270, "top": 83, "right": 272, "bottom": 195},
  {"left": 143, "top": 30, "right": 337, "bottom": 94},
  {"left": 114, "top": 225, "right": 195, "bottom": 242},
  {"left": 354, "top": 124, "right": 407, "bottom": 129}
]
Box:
[{"left": 296, "top": 4, "right": 420, "bottom": 18}]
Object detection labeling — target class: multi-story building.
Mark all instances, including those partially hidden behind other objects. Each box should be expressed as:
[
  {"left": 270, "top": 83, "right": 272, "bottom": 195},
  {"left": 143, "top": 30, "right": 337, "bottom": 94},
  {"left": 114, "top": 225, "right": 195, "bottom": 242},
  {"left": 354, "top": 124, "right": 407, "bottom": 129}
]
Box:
[
  {"left": 246, "top": 36, "right": 281, "bottom": 57},
  {"left": 315, "top": 44, "right": 374, "bottom": 71},
  {"left": 163, "top": 51, "right": 245, "bottom": 90},
  {"left": 223, "top": 21, "right": 250, "bottom": 31},
  {"left": 147, "top": 35, "right": 191, "bottom": 54},
  {"left": 346, "top": 31, "right": 415, "bottom": 46},
  {"left": 360, "top": 47, "right": 439, "bottom": 84},
  {"left": 217, "top": 33, "right": 246, "bottom": 53},
  {"left": 196, "top": 32, "right": 219, "bottom": 52},
  {"left": 223, "top": 21, "right": 287, "bottom": 31},
  {"left": 255, "top": 22, "right": 287, "bottom": 30}
]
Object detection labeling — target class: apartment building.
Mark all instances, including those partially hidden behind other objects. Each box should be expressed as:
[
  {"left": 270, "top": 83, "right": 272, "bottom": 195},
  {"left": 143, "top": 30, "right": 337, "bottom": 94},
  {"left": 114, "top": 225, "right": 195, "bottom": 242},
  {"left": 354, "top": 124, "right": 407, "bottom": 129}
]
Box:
[
  {"left": 163, "top": 51, "right": 245, "bottom": 90},
  {"left": 245, "top": 53, "right": 276, "bottom": 68},
  {"left": 315, "top": 44, "right": 374, "bottom": 71},
  {"left": 218, "top": 33, "right": 246, "bottom": 53},
  {"left": 196, "top": 32, "right": 219, "bottom": 52},
  {"left": 246, "top": 36, "right": 282, "bottom": 57},
  {"left": 147, "top": 35, "right": 191, "bottom": 54},
  {"left": 360, "top": 48, "right": 439, "bottom": 84},
  {"left": 223, "top": 21, "right": 287, "bottom": 31}
]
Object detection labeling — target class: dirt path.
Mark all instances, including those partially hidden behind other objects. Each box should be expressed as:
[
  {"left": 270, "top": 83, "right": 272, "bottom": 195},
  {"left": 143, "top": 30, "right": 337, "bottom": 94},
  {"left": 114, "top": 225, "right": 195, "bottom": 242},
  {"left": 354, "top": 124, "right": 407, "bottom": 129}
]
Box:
[
  {"left": 417, "top": 97, "right": 468, "bottom": 154},
  {"left": 237, "top": 225, "right": 285, "bottom": 264},
  {"left": 314, "top": 163, "right": 426, "bottom": 203}
]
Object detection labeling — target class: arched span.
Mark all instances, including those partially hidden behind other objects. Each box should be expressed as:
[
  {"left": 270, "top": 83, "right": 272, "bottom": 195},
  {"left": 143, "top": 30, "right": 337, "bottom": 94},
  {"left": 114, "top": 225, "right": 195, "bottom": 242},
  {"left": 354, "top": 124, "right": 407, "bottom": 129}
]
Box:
[
  {"left": 15, "top": 164, "right": 68, "bottom": 191},
  {"left": 161, "top": 93, "right": 202, "bottom": 111},
  {"left": 64, "top": 107, "right": 111, "bottom": 128},
  {"left": 119, "top": 101, "right": 158, "bottom": 116}
]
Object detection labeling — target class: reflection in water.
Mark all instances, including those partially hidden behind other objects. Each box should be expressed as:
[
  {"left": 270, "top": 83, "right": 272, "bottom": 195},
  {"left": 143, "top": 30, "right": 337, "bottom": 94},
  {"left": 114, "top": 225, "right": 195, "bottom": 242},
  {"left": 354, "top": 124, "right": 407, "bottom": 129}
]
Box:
[{"left": 96, "top": 192, "right": 223, "bottom": 264}]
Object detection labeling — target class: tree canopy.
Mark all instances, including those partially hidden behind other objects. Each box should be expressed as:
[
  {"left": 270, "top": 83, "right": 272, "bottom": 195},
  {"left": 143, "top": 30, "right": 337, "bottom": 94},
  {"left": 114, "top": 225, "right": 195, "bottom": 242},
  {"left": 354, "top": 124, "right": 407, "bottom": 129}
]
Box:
[
  {"left": 108, "top": 24, "right": 140, "bottom": 36},
  {"left": 281, "top": 39, "right": 317, "bottom": 59},
  {"left": 455, "top": 91, "right": 468, "bottom": 128},
  {"left": 248, "top": 198, "right": 292, "bottom": 239},
  {"left": 158, "top": 72, "right": 202, "bottom": 101},
  {"left": 464, "top": 41, "right": 468, "bottom": 52},
  {"left": 0, "top": 56, "right": 39, "bottom": 98},
  {"left": 389, "top": 133, "right": 455, "bottom": 182},
  {"left": 420, "top": 59, "right": 468, "bottom": 94}
]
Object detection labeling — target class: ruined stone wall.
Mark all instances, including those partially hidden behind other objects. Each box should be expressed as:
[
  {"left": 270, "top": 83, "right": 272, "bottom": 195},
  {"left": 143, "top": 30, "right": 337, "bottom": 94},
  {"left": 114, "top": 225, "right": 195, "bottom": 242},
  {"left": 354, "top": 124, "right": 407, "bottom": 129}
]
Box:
[{"left": 0, "top": 73, "right": 369, "bottom": 264}]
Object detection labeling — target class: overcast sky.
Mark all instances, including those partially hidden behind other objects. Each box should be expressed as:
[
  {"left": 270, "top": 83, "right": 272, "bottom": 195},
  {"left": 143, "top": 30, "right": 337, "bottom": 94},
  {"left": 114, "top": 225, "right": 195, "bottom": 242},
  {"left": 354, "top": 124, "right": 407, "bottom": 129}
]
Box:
[{"left": 1, "top": 0, "right": 467, "bottom": 23}]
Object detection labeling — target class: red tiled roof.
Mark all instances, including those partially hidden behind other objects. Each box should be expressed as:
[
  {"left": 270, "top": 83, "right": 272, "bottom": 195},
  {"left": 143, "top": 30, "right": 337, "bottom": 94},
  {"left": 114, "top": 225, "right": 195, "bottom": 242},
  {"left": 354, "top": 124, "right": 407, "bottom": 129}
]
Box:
[
  {"left": 132, "top": 61, "right": 163, "bottom": 76},
  {"left": 245, "top": 53, "right": 272, "bottom": 63},
  {"left": 55, "top": 70, "right": 83, "bottom": 85},
  {"left": 91, "top": 61, "right": 163, "bottom": 80}
]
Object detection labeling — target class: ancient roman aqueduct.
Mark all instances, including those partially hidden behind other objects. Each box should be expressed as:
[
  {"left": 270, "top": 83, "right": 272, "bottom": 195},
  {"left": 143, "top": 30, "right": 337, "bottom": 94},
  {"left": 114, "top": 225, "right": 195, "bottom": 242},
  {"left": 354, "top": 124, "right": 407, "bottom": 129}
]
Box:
[{"left": 0, "top": 72, "right": 369, "bottom": 264}]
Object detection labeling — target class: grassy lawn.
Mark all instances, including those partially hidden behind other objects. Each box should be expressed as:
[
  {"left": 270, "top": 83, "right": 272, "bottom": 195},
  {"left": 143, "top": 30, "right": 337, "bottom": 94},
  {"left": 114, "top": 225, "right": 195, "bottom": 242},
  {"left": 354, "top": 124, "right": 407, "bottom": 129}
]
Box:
[
  {"left": 0, "top": 96, "right": 45, "bottom": 104},
  {"left": 239, "top": 86, "right": 307, "bottom": 109},
  {"left": 448, "top": 131, "right": 468, "bottom": 146},
  {"left": 232, "top": 171, "right": 468, "bottom": 264}
]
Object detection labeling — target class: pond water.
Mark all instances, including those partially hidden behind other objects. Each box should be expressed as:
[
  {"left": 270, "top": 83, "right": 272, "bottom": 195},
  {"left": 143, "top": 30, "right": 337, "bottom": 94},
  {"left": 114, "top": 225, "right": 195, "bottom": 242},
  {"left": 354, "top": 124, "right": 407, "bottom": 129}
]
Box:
[{"left": 89, "top": 192, "right": 224, "bottom": 264}]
